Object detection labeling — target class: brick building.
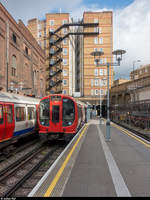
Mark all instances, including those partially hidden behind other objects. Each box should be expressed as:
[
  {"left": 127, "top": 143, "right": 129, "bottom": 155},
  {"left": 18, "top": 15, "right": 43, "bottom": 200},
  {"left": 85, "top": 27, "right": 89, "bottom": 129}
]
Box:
[
  {"left": 81, "top": 11, "right": 113, "bottom": 104},
  {"left": 27, "top": 13, "right": 74, "bottom": 95},
  {"left": 27, "top": 11, "right": 113, "bottom": 104},
  {"left": 0, "top": 3, "right": 46, "bottom": 97},
  {"left": 130, "top": 64, "right": 150, "bottom": 80},
  {"left": 110, "top": 64, "right": 150, "bottom": 104}
]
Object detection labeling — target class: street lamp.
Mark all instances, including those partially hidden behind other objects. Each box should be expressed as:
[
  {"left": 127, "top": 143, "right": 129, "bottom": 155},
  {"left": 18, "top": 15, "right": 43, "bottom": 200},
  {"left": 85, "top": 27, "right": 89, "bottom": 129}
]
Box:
[
  {"left": 91, "top": 49, "right": 126, "bottom": 141},
  {"left": 100, "top": 77, "right": 106, "bottom": 124}
]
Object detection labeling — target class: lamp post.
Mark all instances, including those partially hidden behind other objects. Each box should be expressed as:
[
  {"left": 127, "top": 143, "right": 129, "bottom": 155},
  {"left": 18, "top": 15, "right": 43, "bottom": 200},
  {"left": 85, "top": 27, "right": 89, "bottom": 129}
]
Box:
[
  {"left": 91, "top": 49, "right": 126, "bottom": 141},
  {"left": 100, "top": 77, "right": 106, "bottom": 124}
]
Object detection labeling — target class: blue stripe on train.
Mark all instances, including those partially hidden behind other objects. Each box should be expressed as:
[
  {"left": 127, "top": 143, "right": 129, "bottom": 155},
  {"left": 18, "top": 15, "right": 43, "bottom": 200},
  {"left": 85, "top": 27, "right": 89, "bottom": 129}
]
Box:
[{"left": 13, "top": 127, "right": 34, "bottom": 137}]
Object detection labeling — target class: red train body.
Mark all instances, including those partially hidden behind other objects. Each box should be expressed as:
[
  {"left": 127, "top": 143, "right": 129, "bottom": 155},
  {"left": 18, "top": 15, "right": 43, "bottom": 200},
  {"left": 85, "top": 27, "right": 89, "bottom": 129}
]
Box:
[
  {"left": 0, "top": 92, "right": 39, "bottom": 154},
  {"left": 38, "top": 94, "right": 87, "bottom": 141}
]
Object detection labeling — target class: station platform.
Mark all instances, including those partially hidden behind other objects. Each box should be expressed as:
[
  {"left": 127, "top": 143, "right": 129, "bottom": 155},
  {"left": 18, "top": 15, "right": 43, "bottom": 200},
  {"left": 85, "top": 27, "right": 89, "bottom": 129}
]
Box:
[{"left": 28, "top": 119, "right": 150, "bottom": 197}]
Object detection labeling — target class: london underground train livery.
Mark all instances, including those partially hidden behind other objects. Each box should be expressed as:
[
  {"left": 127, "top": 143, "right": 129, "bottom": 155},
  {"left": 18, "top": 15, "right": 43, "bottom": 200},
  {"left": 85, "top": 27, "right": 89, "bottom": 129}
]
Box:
[
  {"left": 39, "top": 94, "right": 87, "bottom": 141},
  {"left": 0, "top": 92, "right": 40, "bottom": 153}
]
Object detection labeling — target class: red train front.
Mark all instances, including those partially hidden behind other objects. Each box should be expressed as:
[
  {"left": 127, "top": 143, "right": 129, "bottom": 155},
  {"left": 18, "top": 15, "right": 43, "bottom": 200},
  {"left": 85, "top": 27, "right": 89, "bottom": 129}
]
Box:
[{"left": 38, "top": 94, "right": 81, "bottom": 141}]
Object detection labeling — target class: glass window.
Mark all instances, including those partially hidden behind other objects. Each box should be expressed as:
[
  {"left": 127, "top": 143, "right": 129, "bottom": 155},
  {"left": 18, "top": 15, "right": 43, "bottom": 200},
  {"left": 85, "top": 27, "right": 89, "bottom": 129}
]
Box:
[
  {"left": 104, "top": 69, "right": 107, "bottom": 75},
  {"left": 95, "top": 89, "right": 99, "bottom": 95},
  {"left": 49, "top": 28, "right": 54, "bottom": 33},
  {"left": 100, "top": 58, "right": 103, "bottom": 64},
  {"left": 100, "top": 89, "right": 104, "bottom": 95},
  {"left": 103, "top": 79, "right": 107, "bottom": 86},
  {"left": 16, "top": 107, "right": 26, "bottom": 122},
  {"left": 99, "top": 27, "right": 102, "bottom": 33},
  {"left": 63, "top": 38, "right": 67, "bottom": 45},
  {"left": 63, "top": 69, "right": 67, "bottom": 76},
  {"left": 38, "top": 24, "right": 41, "bottom": 30},
  {"left": 94, "top": 37, "right": 98, "bottom": 44},
  {"left": 62, "top": 19, "right": 68, "bottom": 24},
  {"left": 95, "top": 79, "right": 99, "bottom": 86},
  {"left": 94, "top": 69, "right": 98, "bottom": 76},
  {"left": 39, "top": 98, "right": 50, "bottom": 126},
  {"left": 28, "top": 107, "right": 35, "bottom": 120},
  {"left": 12, "top": 33, "right": 17, "bottom": 44},
  {"left": 63, "top": 98, "right": 75, "bottom": 126},
  {"left": 99, "top": 48, "right": 103, "bottom": 52},
  {"left": 99, "top": 37, "right": 103, "bottom": 44},
  {"left": 7, "top": 105, "right": 13, "bottom": 123},
  {"left": 63, "top": 28, "right": 67, "bottom": 34},
  {"left": 63, "top": 59, "right": 67, "bottom": 65},
  {"left": 52, "top": 105, "right": 59, "bottom": 123},
  {"left": 94, "top": 27, "right": 99, "bottom": 32},
  {"left": 99, "top": 69, "right": 103, "bottom": 75},
  {"left": 50, "top": 20, "right": 54, "bottom": 26},
  {"left": 63, "top": 79, "right": 67, "bottom": 86},
  {"left": 63, "top": 90, "right": 67, "bottom": 94},
  {"left": 12, "top": 55, "right": 17, "bottom": 76},
  {"left": 0, "top": 105, "right": 3, "bottom": 124},
  {"left": 63, "top": 48, "right": 67, "bottom": 55}
]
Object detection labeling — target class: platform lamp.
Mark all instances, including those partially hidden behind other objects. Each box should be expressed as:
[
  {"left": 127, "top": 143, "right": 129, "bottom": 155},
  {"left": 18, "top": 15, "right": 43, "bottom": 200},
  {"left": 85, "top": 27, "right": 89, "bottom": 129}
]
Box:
[{"left": 91, "top": 49, "right": 126, "bottom": 141}]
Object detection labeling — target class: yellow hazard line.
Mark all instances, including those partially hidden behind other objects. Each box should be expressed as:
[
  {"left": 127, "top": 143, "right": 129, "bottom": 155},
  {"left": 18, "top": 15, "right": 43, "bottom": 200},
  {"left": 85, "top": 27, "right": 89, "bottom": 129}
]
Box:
[
  {"left": 44, "top": 124, "right": 88, "bottom": 197},
  {"left": 112, "top": 122, "right": 150, "bottom": 148}
]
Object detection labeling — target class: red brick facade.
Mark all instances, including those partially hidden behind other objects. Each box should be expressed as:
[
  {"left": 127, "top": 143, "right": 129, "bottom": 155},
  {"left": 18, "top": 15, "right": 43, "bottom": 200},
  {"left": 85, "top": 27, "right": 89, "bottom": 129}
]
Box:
[{"left": 0, "top": 3, "right": 46, "bottom": 97}]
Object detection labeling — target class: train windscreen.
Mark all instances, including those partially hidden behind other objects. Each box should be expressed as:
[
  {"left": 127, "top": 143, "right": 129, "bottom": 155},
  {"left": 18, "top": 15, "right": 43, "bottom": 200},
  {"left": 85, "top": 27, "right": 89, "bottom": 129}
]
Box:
[
  {"left": 52, "top": 105, "right": 59, "bottom": 123},
  {"left": 39, "top": 98, "right": 50, "bottom": 126},
  {"left": 63, "top": 98, "right": 75, "bottom": 126}
]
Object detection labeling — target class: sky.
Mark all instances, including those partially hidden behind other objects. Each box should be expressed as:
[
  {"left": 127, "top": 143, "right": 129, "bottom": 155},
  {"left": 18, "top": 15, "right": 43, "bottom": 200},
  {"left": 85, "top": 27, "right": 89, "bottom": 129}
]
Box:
[{"left": 1, "top": 0, "right": 150, "bottom": 80}]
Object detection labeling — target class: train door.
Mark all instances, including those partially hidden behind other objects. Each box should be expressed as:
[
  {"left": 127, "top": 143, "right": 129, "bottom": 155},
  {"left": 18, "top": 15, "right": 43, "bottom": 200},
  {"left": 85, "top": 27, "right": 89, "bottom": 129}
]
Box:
[
  {"left": 50, "top": 102, "right": 62, "bottom": 132},
  {"left": 27, "top": 105, "right": 36, "bottom": 131},
  {"left": 4, "top": 104, "right": 15, "bottom": 140},
  {"left": 0, "top": 104, "right": 5, "bottom": 141}
]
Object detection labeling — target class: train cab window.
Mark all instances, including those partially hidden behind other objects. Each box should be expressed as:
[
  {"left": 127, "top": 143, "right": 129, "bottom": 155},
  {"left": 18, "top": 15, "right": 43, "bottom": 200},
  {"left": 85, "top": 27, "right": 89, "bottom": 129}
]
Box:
[
  {"left": 16, "top": 107, "right": 26, "bottom": 121},
  {"left": 27, "top": 107, "right": 35, "bottom": 120},
  {"left": 63, "top": 98, "right": 75, "bottom": 126},
  {"left": 0, "top": 105, "right": 3, "bottom": 124},
  {"left": 39, "top": 98, "right": 50, "bottom": 126},
  {"left": 52, "top": 105, "right": 59, "bottom": 123},
  {"left": 7, "top": 105, "right": 13, "bottom": 123}
]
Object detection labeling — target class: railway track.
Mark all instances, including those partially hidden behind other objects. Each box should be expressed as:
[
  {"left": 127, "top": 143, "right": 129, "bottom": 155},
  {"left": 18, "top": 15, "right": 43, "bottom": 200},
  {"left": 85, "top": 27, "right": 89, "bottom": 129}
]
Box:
[
  {"left": 111, "top": 120, "right": 150, "bottom": 142},
  {"left": 0, "top": 134, "right": 39, "bottom": 162},
  {"left": 0, "top": 140, "right": 66, "bottom": 197}
]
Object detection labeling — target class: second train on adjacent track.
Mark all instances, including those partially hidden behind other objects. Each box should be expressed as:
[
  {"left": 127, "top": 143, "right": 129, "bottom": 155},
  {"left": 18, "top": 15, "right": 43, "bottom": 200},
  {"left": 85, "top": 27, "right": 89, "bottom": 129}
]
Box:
[{"left": 38, "top": 94, "right": 87, "bottom": 141}]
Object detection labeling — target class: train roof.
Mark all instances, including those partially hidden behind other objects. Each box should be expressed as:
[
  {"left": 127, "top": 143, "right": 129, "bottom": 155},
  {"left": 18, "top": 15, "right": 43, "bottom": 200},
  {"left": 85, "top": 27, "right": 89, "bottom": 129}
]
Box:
[
  {"left": 41, "top": 94, "right": 88, "bottom": 107},
  {"left": 0, "top": 92, "right": 40, "bottom": 104}
]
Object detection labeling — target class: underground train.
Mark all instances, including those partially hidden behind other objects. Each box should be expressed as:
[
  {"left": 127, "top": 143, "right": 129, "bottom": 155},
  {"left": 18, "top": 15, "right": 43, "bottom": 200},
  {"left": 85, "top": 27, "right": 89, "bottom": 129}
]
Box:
[
  {"left": 0, "top": 92, "right": 40, "bottom": 154},
  {"left": 38, "top": 94, "right": 87, "bottom": 141}
]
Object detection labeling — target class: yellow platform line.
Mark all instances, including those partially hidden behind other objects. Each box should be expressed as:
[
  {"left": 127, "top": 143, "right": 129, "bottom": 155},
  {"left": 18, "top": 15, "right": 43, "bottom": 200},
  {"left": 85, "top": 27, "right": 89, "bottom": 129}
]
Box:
[
  {"left": 44, "top": 125, "right": 88, "bottom": 197},
  {"left": 112, "top": 122, "right": 150, "bottom": 148}
]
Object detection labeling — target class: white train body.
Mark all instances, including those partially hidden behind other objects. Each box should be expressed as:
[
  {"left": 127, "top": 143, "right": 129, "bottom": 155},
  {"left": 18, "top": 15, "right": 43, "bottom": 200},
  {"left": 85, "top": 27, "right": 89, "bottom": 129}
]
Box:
[{"left": 0, "top": 92, "right": 40, "bottom": 150}]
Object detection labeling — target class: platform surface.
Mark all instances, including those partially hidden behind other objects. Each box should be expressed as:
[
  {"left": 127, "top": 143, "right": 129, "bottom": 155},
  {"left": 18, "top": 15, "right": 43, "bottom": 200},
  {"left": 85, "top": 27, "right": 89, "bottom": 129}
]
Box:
[{"left": 29, "top": 119, "right": 150, "bottom": 197}]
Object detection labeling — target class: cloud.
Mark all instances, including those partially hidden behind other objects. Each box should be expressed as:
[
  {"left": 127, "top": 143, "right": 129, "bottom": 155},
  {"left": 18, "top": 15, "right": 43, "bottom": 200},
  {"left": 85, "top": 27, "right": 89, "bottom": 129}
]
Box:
[
  {"left": 1, "top": 0, "right": 83, "bottom": 24},
  {"left": 113, "top": 0, "right": 150, "bottom": 79},
  {"left": 1, "top": 0, "right": 150, "bottom": 80}
]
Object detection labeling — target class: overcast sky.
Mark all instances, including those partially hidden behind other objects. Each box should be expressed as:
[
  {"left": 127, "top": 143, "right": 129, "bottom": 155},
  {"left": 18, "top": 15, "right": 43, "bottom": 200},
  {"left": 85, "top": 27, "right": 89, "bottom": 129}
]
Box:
[{"left": 1, "top": 0, "right": 150, "bottom": 80}]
